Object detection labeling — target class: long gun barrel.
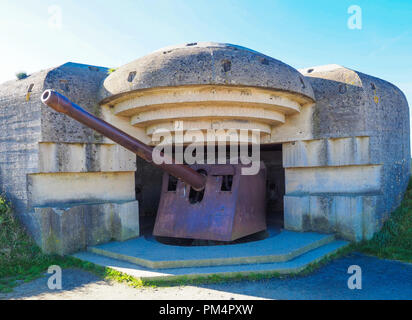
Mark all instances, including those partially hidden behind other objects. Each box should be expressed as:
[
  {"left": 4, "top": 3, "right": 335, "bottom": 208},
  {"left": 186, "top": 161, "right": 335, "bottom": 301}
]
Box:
[{"left": 41, "top": 90, "right": 206, "bottom": 191}]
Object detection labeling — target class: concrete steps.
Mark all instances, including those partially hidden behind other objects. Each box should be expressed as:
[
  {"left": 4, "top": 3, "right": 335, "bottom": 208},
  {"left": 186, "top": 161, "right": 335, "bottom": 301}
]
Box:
[
  {"left": 72, "top": 229, "right": 348, "bottom": 281},
  {"left": 86, "top": 229, "right": 335, "bottom": 268}
]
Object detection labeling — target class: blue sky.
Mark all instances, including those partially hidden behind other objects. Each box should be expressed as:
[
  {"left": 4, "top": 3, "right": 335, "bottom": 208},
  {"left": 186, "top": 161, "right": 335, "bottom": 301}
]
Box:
[{"left": 1, "top": 0, "right": 411, "bottom": 111}]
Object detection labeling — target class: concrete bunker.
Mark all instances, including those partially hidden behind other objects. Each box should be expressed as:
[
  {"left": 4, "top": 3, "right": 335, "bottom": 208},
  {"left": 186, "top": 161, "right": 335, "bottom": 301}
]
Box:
[{"left": 0, "top": 42, "right": 409, "bottom": 255}]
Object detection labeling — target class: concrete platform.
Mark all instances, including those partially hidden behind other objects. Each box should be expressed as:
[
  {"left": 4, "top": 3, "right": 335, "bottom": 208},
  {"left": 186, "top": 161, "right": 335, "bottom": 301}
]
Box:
[
  {"left": 73, "top": 240, "right": 348, "bottom": 282},
  {"left": 86, "top": 229, "right": 336, "bottom": 268},
  {"left": 72, "top": 229, "right": 349, "bottom": 281}
]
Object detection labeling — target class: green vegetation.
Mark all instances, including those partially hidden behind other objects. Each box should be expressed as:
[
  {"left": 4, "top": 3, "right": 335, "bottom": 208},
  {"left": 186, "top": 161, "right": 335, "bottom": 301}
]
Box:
[
  {"left": 0, "top": 196, "right": 61, "bottom": 292},
  {"left": 356, "top": 179, "right": 412, "bottom": 263},
  {"left": 0, "top": 195, "right": 132, "bottom": 293},
  {"left": 107, "top": 68, "right": 117, "bottom": 74},
  {"left": 15, "top": 72, "right": 28, "bottom": 80}
]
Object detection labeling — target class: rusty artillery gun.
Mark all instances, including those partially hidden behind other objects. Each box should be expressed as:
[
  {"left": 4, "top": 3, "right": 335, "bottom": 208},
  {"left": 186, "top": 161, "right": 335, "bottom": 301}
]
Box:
[{"left": 41, "top": 90, "right": 267, "bottom": 242}]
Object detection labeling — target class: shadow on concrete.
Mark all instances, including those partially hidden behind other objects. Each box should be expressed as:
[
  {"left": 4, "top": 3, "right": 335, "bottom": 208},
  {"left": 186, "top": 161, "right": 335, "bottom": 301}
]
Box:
[{"left": 196, "top": 253, "right": 412, "bottom": 300}]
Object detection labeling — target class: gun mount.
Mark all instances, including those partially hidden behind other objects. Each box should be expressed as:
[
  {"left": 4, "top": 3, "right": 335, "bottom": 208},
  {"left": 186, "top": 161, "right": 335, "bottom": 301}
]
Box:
[{"left": 41, "top": 90, "right": 266, "bottom": 241}]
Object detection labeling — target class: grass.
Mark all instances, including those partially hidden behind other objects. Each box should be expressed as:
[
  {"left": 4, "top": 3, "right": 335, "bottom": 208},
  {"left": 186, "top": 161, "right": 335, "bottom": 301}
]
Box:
[
  {"left": 356, "top": 179, "right": 412, "bottom": 263},
  {"left": 107, "top": 68, "right": 117, "bottom": 74},
  {"left": 0, "top": 195, "right": 145, "bottom": 293}
]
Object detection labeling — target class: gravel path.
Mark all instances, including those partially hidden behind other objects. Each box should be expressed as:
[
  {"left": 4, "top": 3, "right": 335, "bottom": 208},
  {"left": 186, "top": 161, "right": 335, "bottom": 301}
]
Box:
[{"left": 1, "top": 253, "right": 411, "bottom": 300}]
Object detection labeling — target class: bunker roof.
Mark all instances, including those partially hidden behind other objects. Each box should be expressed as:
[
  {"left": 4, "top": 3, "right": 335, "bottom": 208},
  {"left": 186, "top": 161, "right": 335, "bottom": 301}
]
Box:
[{"left": 99, "top": 42, "right": 315, "bottom": 104}]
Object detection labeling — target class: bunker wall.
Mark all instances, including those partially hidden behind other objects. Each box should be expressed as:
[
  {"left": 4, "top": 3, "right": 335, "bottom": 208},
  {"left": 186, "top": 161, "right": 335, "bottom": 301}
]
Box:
[
  {"left": 0, "top": 63, "right": 140, "bottom": 254},
  {"left": 282, "top": 66, "right": 410, "bottom": 241}
]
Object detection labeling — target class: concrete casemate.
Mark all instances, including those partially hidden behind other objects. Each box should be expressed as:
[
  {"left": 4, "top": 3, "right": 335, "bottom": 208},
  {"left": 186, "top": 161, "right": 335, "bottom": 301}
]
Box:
[{"left": 0, "top": 42, "right": 409, "bottom": 254}]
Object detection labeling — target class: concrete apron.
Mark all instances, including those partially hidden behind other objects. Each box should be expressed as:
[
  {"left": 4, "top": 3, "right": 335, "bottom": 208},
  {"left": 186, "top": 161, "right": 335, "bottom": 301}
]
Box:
[{"left": 72, "top": 228, "right": 348, "bottom": 282}]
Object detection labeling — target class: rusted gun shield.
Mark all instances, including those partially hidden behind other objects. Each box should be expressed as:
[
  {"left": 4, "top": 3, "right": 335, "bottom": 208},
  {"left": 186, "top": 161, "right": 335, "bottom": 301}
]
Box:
[{"left": 154, "top": 162, "right": 267, "bottom": 241}]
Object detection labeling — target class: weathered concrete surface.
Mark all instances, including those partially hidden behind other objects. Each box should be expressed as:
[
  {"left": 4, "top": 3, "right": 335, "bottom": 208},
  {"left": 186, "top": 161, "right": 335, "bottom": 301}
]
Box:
[
  {"left": 0, "top": 62, "right": 140, "bottom": 255},
  {"left": 87, "top": 229, "right": 336, "bottom": 269},
  {"left": 283, "top": 136, "right": 371, "bottom": 167},
  {"left": 284, "top": 195, "right": 379, "bottom": 241},
  {"left": 99, "top": 42, "right": 315, "bottom": 103},
  {"left": 282, "top": 135, "right": 385, "bottom": 240},
  {"left": 27, "top": 171, "right": 135, "bottom": 207},
  {"left": 0, "top": 62, "right": 111, "bottom": 214},
  {"left": 42, "top": 63, "right": 109, "bottom": 143},
  {"left": 104, "top": 85, "right": 309, "bottom": 144},
  {"left": 38, "top": 142, "right": 136, "bottom": 173},
  {"left": 282, "top": 65, "right": 411, "bottom": 240},
  {"left": 285, "top": 165, "right": 381, "bottom": 195},
  {"left": 99, "top": 43, "right": 315, "bottom": 145},
  {"left": 31, "top": 200, "right": 139, "bottom": 255},
  {"left": 74, "top": 240, "right": 348, "bottom": 281},
  {"left": 0, "top": 69, "right": 49, "bottom": 214}
]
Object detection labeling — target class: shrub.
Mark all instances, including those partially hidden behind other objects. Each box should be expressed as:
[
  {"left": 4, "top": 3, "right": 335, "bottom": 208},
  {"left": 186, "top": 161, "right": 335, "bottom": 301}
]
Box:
[
  {"left": 15, "top": 72, "right": 28, "bottom": 80},
  {"left": 0, "top": 195, "right": 42, "bottom": 279}
]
